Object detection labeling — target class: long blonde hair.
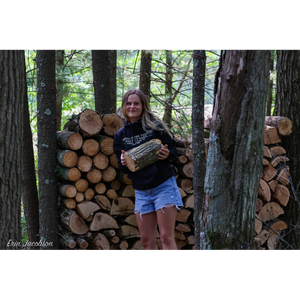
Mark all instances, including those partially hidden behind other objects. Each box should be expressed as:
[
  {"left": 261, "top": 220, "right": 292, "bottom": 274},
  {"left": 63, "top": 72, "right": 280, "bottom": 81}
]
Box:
[{"left": 121, "top": 89, "right": 174, "bottom": 139}]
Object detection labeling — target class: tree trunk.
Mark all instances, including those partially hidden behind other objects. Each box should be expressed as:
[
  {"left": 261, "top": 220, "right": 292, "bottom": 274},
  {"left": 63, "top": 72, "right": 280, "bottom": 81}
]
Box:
[
  {"left": 92, "top": 50, "right": 117, "bottom": 114},
  {"left": 266, "top": 50, "right": 275, "bottom": 116},
  {"left": 139, "top": 50, "right": 152, "bottom": 102},
  {"left": 21, "top": 50, "right": 40, "bottom": 246},
  {"left": 56, "top": 50, "right": 65, "bottom": 131},
  {"left": 36, "top": 50, "right": 59, "bottom": 249},
  {"left": 163, "top": 50, "right": 173, "bottom": 128},
  {"left": 0, "top": 50, "right": 23, "bottom": 249},
  {"left": 274, "top": 50, "right": 300, "bottom": 249},
  {"left": 200, "top": 50, "right": 270, "bottom": 249},
  {"left": 192, "top": 50, "right": 206, "bottom": 250}
]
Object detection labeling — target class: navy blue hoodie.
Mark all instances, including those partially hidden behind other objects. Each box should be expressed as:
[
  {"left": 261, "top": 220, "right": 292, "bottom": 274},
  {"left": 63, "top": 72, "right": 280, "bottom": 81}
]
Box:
[{"left": 113, "top": 119, "right": 177, "bottom": 190}]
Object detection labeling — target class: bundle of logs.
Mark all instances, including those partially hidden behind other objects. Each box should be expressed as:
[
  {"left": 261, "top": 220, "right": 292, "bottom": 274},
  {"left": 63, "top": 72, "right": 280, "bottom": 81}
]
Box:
[
  {"left": 204, "top": 116, "right": 293, "bottom": 250},
  {"left": 57, "top": 109, "right": 195, "bottom": 250}
]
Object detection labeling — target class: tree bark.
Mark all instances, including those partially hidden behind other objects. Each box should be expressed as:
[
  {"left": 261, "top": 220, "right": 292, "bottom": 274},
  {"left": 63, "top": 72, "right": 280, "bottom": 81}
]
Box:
[
  {"left": 21, "top": 50, "right": 40, "bottom": 246},
  {"left": 274, "top": 50, "right": 300, "bottom": 249},
  {"left": 163, "top": 50, "right": 173, "bottom": 128},
  {"left": 200, "top": 50, "right": 270, "bottom": 249},
  {"left": 92, "top": 50, "right": 117, "bottom": 114},
  {"left": 139, "top": 50, "right": 152, "bottom": 102},
  {"left": 56, "top": 50, "right": 65, "bottom": 131},
  {"left": 192, "top": 50, "right": 206, "bottom": 250},
  {"left": 36, "top": 50, "right": 59, "bottom": 249},
  {"left": 0, "top": 50, "right": 23, "bottom": 249}
]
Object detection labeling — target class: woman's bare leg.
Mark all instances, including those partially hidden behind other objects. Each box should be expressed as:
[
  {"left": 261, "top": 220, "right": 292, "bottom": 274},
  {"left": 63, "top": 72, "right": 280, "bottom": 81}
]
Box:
[
  {"left": 156, "top": 206, "right": 178, "bottom": 250},
  {"left": 136, "top": 211, "right": 158, "bottom": 250}
]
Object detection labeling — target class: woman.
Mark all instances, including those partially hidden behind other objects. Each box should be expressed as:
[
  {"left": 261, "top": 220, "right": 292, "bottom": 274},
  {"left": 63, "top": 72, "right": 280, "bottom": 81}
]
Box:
[{"left": 113, "top": 89, "right": 183, "bottom": 250}]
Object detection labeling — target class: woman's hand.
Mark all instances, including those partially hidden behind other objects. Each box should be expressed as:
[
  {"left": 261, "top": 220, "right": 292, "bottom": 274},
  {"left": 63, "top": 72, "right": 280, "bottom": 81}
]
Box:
[
  {"left": 121, "top": 150, "right": 127, "bottom": 165},
  {"left": 158, "top": 144, "right": 170, "bottom": 160}
]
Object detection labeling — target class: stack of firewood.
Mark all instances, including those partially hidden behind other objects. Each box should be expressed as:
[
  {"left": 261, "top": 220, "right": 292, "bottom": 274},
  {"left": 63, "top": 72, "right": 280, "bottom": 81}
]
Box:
[
  {"left": 255, "top": 116, "right": 292, "bottom": 250},
  {"left": 57, "top": 109, "right": 196, "bottom": 250}
]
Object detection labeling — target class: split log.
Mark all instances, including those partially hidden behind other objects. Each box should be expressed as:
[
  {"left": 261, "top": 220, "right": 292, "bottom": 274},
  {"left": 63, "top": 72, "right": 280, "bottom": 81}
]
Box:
[
  {"left": 270, "top": 156, "right": 289, "bottom": 167},
  {"left": 124, "top": 139, "right": 164, "bottom": 172},
  {"left": 176, "top": 208, "right": 191, "bottom": 223},
  {"left": 76, "top": 201, "right": 100, "bottom": 219},
  {"left": 59, "top": 208, "right": 89, "bottom": 235},
  {"left": 89, "top": 233, "right": 110, "bottom": 250},
  {"left": 117, "top": 185, "right": 135, "bottom": 198},
  {"left": 269, "top": 145, "right": 286, "bottom": 156},
  {"left": 110, "top": 197, "right": 135, "bottom": 216},
  {"left": 57, "top": 131, "right": 83, "bottom": 150},
  {"left": 102, "top": 113, "right": 124, "bottom": 136},
  {"left": 264, "top": 125, "right": 281, "bottom": 145},
  {"left": 268, "top": 180, "right": 278, "bottom": 192},
  {"left": 184, "top": 194, "right": 194, "bottom": 209},
  {"left": 121, "top": 225, "right": 140, "bottom": 239},
  {"left": 57, "top": 166, "right": 81, "bottom": 182},
  {"left": 89, "top": 212, "right": 119, "bottom": 231},
  {"left": 121, "top": 214, "right": 137, "bottom": 227},
  {"left": 263, "top": 146, "right": 273, "bottom": 158},
  {"left": 175, "top": 230, "right": 186, "bottom": 240},
  {"left": 175, "top": 223, "right": 191, "bottom": 233},
  {"left": 77, "top": 155, "right": 93, "bottom": 172},
  {"left": 118, "top": 240, "right": 129, "bottom": 250},
  {"left": 93, "top": 152, "right": 109, "bottom": 170},
  {"left": 98, "top": 136, "right": 114, "bottom": 155},
  {"left": 276, "top": 166, "right": 290, "bottom": 185},
  {"left": 258, "top": 179, "right": 271, "bottom": 202},
  {"left": 176, "top": 240, "right": 187, "bottom": 249},
  {"left": 109, "top": 236, "right": 120, "bottom": 244},
  {"left": 258, "top": 202, "right": 284, "bottom": 222},
  {"left": 82, "top": 139, "right": 100, "bottom": 156},
  {"left": 185, "top": 235, "right": 195, "bottom": 245},
  {"left": 131, "top": 240, "right": 144, "bottom": 250},
  {"left": 58, "top": 184, "right": 77, "bottom": 198},
  {"left": 57, "top": 150, "right": 78, "bottom": 168},
  {"left": 254, "top": 229, "right": 269, "bottom": 247},
  {"left": 262, "top": 164, "right": 277, "bottom": 182},
  {"left": 116, "top": 171, "right": 132, "bottom": 185},
  {"left": 173, "top": 155, "right": 188, "bottom": 165},
  {"left": 255, "top": 215, "right": 263, "bottom": 235},
  {"left": 263, "top": 158, "right": 269, "bottom": 165},
  {"left": 256, "top": 198, "right": 263, "bottom": 212},
  {"left": 272, "top": 184, "right": 290, "bottom": 207},
  {"left": 93, "top": 195, "right": 111, "bottom": 211},
  {"left": 265, "top": 116, "right": 292, "bottom": 136},
  {"left": 178, "top": 187, "right": 187, "bottom": 199},
  {"left": 267, "top": 234, "right": 279, "bottom": 250}
]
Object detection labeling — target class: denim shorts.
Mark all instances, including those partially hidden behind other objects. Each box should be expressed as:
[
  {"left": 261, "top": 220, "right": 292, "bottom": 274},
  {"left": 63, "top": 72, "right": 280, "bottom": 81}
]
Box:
[{"left": 134, "top": 176, "right": 183, "bottom": 218}]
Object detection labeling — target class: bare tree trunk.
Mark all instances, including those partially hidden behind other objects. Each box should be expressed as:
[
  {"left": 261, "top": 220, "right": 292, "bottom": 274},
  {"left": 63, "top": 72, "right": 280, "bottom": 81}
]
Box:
[
  {"left": 22, "top": 50, "right": 40, "bottom": 246},
  {"left": 163, "top": 50, "right": 173, "bottom": 128},
  {"left": 0, "top": 50, "right": 23, "bottom": 249},
  {"left": 92, "top": 50, "right": 117, "bottom": 114},
  {"left": 192, "top": 50, "right": 206, "bottom": 250},
  {"left": 139, "top": 50, "right": 152, "bottom": 102},
  {"left": 200, "top": 50, "right": 270, "bottom": 249},
  {"left": 56, "top": 50, "right": 64, "bottom": 131},
  {"left": 274, "top": 50, "right": 300, "bottom": 249},
  {"left": 36, "top": 50, "right": 59, "bottom": 249},
  {"left": 266, "top": 50, "right": 275, "bottom": 116}
]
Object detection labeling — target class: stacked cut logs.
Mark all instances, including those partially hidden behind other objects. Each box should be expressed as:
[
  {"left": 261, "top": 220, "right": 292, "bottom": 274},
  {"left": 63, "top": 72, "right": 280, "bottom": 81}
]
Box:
[
  {"left": 255, "top": 116, "right": 292, "bottom": 250},
  {"left": 57, "top": 109, "right": 196, "bottom": 250}
]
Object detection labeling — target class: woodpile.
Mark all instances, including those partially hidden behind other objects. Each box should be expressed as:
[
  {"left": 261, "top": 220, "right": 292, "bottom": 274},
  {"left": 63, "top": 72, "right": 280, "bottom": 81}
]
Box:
[{"left": 57, "top": 109, "right": 195, "bottom": 250}]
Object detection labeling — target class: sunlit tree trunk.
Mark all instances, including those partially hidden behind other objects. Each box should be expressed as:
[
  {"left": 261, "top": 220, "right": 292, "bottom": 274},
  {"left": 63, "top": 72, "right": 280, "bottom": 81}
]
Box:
[
  {"left": 163, "top": 50, "right": 173, "bottom": 128},
  {"left": 266, "top": 50, "right": 275, "bottom": 116},
  {"left": 56, "top": 50, "right": 64, "bottom": 131},
  {"left": 139, "top": 50, "right": 152, "bottom": 102}
]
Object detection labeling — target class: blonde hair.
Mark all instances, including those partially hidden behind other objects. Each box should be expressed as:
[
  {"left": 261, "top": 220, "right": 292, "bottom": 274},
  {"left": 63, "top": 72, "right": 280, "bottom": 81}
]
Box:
[{"left": 121, "top": 89, "right": 174, "bottom": 139}]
